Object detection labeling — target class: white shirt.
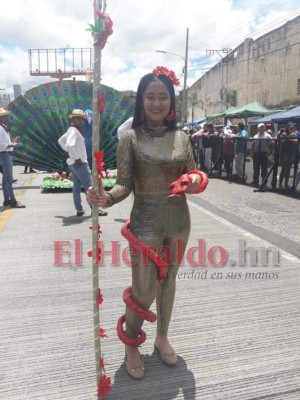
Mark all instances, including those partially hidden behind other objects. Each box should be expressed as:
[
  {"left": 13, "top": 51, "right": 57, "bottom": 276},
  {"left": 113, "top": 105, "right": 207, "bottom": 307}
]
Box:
[
  {"left": 58, "top": 126, "right": 88, "bottom": 165},
  {"left": 253, "top": 132, "right": 273, "bottom": 153},
  {"left": 117, "top": 117, "right": 133, "bottom": 140},
  {"left": 0, "top": 123, "right": 13, "bottom": 152},
  {"left": 192, "top": 128, "right": 204, "bottom": 138}
]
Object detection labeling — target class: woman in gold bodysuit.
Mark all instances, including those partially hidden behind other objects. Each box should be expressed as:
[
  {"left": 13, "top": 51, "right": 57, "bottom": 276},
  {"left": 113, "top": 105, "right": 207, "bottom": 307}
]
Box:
[{"left": 87, "top": 68, "right": 207, "bottom": 379}]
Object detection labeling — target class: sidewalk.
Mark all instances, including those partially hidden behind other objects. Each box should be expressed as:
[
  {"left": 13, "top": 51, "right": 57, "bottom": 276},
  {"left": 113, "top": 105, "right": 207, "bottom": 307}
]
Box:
[{"left": 0, "top": 167, "right": 299, "bottom": 400}]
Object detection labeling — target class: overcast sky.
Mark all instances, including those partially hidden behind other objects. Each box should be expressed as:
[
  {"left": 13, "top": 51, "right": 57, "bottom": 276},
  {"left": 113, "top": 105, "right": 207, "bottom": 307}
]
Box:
[{"left": 0, "top": 0, "right": 299, "bottom": 99}]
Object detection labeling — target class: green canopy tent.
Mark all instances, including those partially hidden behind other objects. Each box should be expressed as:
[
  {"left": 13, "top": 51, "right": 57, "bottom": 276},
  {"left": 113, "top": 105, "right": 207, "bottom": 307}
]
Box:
[
  {"left": 206, "top": 102, "right": 282, "bottom": 125},
  {"left": 206, "top": 107, "right": 238, "bottom": 120},
  {"left": 222, "top": 102, "right": 282, "bottom": 125}
]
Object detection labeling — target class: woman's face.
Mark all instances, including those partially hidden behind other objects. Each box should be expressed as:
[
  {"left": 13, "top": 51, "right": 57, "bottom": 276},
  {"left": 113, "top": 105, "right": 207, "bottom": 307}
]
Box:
[{"left": 142, "top": 79, "right": 171, "bottom": 127}]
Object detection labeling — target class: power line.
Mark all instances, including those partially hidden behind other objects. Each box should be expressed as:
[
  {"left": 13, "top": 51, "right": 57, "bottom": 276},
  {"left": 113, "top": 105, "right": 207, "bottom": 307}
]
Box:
[
  {"left": 188, "top": 39, "right": 300, "bottom": 75},
  {"left": 220, "top": 12, "right": 300, "bottom": 53},
  {"left": 188, "top": 27, "right": 300, "bottom": 70},
  {"left": 189, "top": 0, "right": 296, "bottom": 52},
  {"left": 187, "top": 9, "right": 300, "bottom": 74}
]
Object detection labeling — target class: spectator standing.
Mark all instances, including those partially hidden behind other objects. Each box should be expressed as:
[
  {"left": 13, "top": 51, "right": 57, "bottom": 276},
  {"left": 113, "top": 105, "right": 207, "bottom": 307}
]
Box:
[
  {"left": 202, "top": 123, "right": 216, "bottom": 172},
  {"left": 0, "top": 108, "right": 25, "bottom": 208},
  {"left": 190, "top": 125, "right": 204, "bottom": 167},
  {"left": 222, "top": 128, "right": 235, "bottom": 179},
  {"left": 277, "top": 122, "right": 297, "bottom": 189},
  {"left": 251, "top": 123, "right": 273, "bottom": 187},
  {"left": 58, "top": 109, "right": 108, "bottom": 217},
  {"left": 58, "top": 109, "right": 97, "bottom": 216},
  {"left": 210, "top": 127, "right": 222, "bottom": 174},
  {"left": 231, "top": 122, "right": 249, "bottom": 182}
]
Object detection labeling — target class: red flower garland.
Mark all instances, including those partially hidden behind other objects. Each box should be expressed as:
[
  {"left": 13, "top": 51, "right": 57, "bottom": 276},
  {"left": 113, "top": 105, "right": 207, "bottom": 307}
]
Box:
[
  {"left": 153, "top": 66, "right": 180, "bottom": 86},
  {"left": 99, "top": 328, "right": 107, "bottom": 338},
  {"left": 100, "top": 357, "right": 106, "bottom": 371},
  {"left": 97, "top": 374, "right": 112, "bottom": 398},
  {"left": 97, "top": 288, "right": 104, "bottom": 306},
  {"left": 98, "top": 91, "right": 105, "bottom": 112},
  {"left": 89, "top": 225, "right": 102, "bottom": 235},
  {"left": 87, "top": 246, "right": 102, "bottom": 262},
  {"left": 87, "top": 190, "right": 112, "bottom": 397},
  {"left": 92, "top": 4, "right": 113, "bottom": 49},
  {"left": 94, "top": 151, "right": 105, "bottom": 179}
]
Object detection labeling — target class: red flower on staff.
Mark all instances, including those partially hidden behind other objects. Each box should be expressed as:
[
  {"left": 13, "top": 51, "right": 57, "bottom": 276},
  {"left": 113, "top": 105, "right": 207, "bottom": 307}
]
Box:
[
  {"left": 97, "top": 288, "right": 104, "bottom": 306},
  {"left": 89, "top": 225, "right": 102, "bottom": 235},
  {"left": 87, "top": 245, "right": 102, "bottom": 262},
  {"left": 98, "top": 92, "right": 105, "bottom": 112},
  {"left": 94, "top": 151, "right": 105, "bottom": 179},
  {"left": 100, "top": 356, "right": 106, "bottom": 371},
  {"left": 99, "top": 328, "right": 107, "bottom": 338},
  {"left": 97, "top": 374, "right": 112, "bottom": 398}
]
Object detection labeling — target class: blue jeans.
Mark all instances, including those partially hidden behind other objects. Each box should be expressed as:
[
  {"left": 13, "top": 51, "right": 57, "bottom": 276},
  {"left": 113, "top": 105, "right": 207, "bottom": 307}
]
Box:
[
  {"left": 68, "top": 162, "right": 92, "bottom": 212},
  {"left": 0, "top": 152, "right": 16, "bottom": 202}
]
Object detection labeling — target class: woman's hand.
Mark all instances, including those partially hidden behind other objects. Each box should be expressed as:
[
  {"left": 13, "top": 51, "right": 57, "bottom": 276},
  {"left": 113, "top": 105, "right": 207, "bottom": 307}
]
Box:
[
  {"left": 86, "top": 186, "right": 108, "bottom": 208},
  {"left": 185, "top": 174, "right": 201, "bottom": 194},
  {"left": 168, "top": 171, "right": 208, "bottom": 197},
  {"left": 186, "top": 171, "right": 209, "bottom": 194}
]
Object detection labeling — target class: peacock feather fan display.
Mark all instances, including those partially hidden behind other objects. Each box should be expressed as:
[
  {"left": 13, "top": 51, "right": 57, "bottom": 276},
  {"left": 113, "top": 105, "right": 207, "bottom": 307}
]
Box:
[{"left": 7, "top": 80, "right": 134, "bottom": 172}]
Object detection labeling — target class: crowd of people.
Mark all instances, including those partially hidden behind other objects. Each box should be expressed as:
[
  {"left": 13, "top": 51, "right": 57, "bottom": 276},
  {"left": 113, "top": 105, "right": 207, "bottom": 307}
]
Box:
[{"left": 185, "top": 120, "right": 300, "bottom": 189}]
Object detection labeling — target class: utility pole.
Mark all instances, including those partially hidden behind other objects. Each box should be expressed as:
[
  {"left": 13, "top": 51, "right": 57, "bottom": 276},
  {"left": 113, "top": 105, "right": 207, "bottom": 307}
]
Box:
[{"left": 182, "top": 27, "right": 189, "bottom": 123}]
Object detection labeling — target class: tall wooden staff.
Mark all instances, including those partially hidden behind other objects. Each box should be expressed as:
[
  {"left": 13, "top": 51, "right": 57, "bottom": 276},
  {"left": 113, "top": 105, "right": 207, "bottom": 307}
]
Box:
[
  {"left": 87, "top": 1, "right": 113, "bottom": 396},
  {"left": 91, "top": 0, "right": 105, "bottom": 389}
]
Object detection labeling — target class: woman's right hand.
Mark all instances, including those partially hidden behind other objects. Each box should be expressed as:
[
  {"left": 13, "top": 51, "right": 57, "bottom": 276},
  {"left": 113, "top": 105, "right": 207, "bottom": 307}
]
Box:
[{"left": 86, "top": 186, "right": 108, "bottom": 208}]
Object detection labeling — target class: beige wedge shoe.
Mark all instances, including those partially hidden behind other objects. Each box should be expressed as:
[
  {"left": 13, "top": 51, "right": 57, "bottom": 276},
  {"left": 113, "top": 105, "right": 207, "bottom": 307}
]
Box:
[
  {"left": 154, "top": 342, "right": 177, "bottom": 366},
  {"left": 125, "top": 353, "right": 145, "bottom": 379}
]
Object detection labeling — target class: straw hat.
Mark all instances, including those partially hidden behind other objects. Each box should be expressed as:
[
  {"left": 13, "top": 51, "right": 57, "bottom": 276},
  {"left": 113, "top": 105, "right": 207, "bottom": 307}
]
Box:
[
  {"left": 68, "top": 109, "right": 87, "bottom": 119},
  {"left": 0, "top": 108, "right": 11, "bottom": 117}
]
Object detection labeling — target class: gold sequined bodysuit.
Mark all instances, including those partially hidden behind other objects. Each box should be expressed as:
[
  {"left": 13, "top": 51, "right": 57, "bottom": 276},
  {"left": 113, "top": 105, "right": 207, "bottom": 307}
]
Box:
[{"left": 108, "top": 126, "right": 196, "bottom": 337}]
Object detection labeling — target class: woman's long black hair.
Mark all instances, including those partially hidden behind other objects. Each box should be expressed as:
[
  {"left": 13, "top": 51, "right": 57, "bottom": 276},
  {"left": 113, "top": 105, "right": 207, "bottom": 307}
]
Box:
[{"left": 132, "top": 73, "right": 177, "bottom": 129}]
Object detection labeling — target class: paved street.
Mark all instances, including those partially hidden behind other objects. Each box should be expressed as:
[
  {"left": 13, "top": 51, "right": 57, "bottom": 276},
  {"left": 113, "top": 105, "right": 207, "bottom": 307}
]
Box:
[{"left": 0, "top": 167, "right": 299, "bottom": 400}]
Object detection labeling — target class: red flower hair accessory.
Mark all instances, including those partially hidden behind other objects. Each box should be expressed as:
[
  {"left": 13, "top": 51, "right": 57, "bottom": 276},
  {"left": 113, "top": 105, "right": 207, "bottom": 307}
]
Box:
[{"left": 153, "top": 66, "right": 180, "bottom": 86}]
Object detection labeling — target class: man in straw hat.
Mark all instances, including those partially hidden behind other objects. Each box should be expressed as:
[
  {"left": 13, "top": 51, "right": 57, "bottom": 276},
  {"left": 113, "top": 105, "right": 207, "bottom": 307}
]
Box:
[
  {"left": 58, "top": 109, "right": 107, "bottom": 217},
  {"left": 0, "top": 108, "right": 25, "bottom": 208}
]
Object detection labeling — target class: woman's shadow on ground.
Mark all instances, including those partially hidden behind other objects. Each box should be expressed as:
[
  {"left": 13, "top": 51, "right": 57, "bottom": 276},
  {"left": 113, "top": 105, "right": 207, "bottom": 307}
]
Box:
[{"left": 105, "top": 349, "right": 196, "bottom": 400}]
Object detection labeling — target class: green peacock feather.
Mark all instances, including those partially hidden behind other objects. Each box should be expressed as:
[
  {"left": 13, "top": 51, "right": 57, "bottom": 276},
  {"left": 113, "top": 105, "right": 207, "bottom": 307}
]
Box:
[{"left": 8, "top": 80, "right": 134, "bottom": 172}]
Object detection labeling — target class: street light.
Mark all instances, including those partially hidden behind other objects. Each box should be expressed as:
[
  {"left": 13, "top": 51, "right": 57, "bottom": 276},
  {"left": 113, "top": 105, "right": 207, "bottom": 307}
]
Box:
[
  {"left": 155, "top": 27, "right": 189, "bottom": 124},
  {"left": 156, "top": 50, "right": 184, "bottom": 61}
]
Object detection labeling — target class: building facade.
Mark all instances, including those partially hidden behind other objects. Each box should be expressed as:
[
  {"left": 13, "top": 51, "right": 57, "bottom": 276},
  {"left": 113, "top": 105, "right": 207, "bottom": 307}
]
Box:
[
  {"left": 188, "top": 15, "right": 300, "bottom": 120},
  {"left": 13, "top": 85, "right": 22, "bottom": 99},
  {"left": 0, "top": 91, "right": 10, "bottom": 107}
]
